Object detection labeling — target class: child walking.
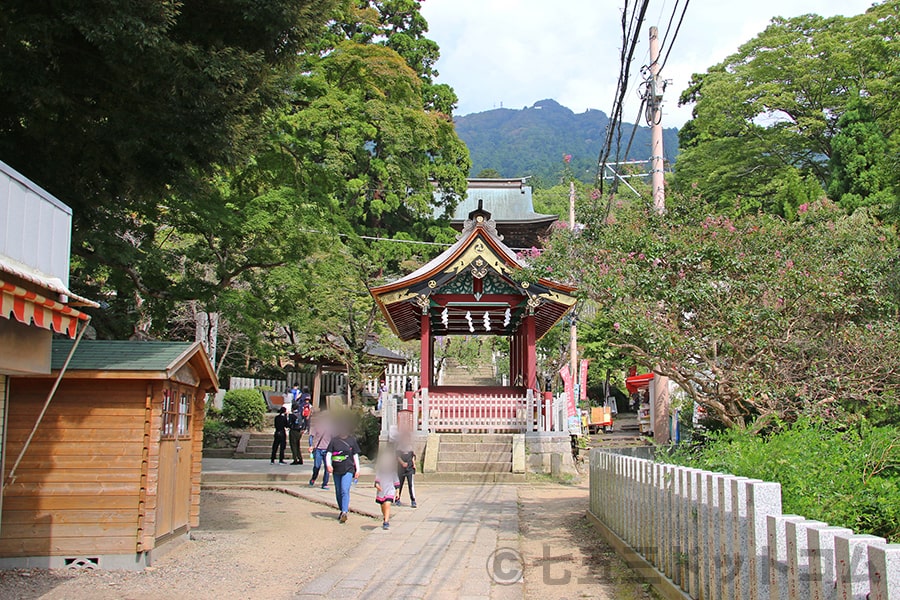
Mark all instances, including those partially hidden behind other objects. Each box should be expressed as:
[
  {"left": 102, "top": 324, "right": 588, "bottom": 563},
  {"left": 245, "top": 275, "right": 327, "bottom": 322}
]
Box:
[{"left": 374, "top": 447, "right": 400, "bottom": 530}]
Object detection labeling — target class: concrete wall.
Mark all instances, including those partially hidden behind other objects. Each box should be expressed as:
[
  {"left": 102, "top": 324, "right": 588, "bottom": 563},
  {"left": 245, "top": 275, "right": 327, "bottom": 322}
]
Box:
[
  {"left": 589, "top": 449, "right": 900, "bottom": 600},
  {"left": 525, "top": 433, "right": 577, "bottom": 477}
]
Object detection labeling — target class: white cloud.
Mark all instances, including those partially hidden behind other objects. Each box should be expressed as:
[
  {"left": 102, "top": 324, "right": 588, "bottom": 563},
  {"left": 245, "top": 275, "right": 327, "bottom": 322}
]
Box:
[{"left": 420, "top": 0, "right": 878, "bottom": 127}]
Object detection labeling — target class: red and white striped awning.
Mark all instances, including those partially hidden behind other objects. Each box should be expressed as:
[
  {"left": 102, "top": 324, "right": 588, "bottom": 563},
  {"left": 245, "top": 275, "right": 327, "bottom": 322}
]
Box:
[{"left": 0, "top": 278, "right": 90, "bottom": 339}]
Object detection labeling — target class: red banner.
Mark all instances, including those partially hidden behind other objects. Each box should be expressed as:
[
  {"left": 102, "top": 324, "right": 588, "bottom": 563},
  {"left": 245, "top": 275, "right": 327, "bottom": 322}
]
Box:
[
  {"left": 560, "top": 364, "right": 576, "bottom": 417},
  {"left": 580, "top": 358, "right": 590, "bottom": 401}
]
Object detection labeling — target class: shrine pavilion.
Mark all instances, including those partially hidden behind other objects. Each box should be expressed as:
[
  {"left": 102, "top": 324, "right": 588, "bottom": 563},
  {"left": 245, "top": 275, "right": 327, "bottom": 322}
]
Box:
[
  {"left": 439, "top": 177, "right": 558, "bottom": 249},
  {"left": 370, "top": 201, "right": 576, "bottom": 434}
]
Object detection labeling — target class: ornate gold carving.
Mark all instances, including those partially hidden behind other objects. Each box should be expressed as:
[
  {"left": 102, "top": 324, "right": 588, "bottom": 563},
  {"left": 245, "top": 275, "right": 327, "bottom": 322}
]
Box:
[
  {"left": 427, "top": 279, "right": 437, "bottom": 289},
  {"left": 521, "top": 281, "right": 530, "bottom": 289},
  {"left": 414, "top": 295, "right": 430, "bottom": 314},
  {"left": 526, "top": 295, "right": 542, "bottom": 315},
  {"left": 471, "top": 258, "right": 488, "bottom": 279}
]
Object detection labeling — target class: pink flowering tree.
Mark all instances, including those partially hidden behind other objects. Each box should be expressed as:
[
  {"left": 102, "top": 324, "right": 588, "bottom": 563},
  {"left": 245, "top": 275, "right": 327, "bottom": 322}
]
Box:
[{"left": 535, "top": 193, "right": 900, "bottom": 428}]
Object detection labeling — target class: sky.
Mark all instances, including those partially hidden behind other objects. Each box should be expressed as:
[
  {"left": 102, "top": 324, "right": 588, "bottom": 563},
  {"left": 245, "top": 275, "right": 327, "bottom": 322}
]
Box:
[{"left": 419, "top": 0, "right": 879, "bottom": 127}]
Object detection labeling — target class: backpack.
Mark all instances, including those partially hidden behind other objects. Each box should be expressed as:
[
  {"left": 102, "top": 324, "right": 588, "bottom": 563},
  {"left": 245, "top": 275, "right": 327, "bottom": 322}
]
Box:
[{"left": 302, "top": 404, "right": 311, "bottom": 418}]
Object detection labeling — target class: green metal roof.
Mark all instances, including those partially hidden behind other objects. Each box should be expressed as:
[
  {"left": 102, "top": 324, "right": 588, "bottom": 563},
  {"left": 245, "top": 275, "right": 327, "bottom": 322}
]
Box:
[{"left": 51, "top": 340, "right": 196, "bottom": 372}]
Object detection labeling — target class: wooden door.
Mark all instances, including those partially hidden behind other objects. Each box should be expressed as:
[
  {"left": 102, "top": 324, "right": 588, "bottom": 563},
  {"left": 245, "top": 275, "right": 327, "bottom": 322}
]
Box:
[{"left": 156, "top": 385, "right": 194, "bottom": 542}]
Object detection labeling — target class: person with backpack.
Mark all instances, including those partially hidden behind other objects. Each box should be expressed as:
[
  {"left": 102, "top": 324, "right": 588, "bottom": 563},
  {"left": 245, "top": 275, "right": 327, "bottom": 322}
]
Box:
[
  {"left": 287, "top": 402, "right": 306, "bottom": 465},
  {"left": 298, "top": 386, "right": 312, "bottom": 428}
]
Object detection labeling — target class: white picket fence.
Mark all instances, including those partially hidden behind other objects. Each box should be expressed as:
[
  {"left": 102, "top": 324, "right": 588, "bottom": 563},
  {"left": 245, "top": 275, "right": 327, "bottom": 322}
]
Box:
[
  {"left": 426, "top": 393, "right": 527, "bottom": 432},
  {"left": 589, "top": 450, "right": 900, "bottom": 600},
  {"left": 229, "top": 359, "right": 421, "bottom": 400}
]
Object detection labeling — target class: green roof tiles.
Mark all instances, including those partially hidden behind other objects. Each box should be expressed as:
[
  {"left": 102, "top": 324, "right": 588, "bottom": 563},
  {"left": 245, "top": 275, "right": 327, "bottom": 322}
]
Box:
[{"left": 51, "top": 340, "right": 194, "bottom": 372}]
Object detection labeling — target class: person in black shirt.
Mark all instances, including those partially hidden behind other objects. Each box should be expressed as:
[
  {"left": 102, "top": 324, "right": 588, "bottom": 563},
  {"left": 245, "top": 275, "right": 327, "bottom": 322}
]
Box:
[
  {"left": 287, "top": 405, "right": 306, "bottom": 465},
  {"left": 395, "top": 434, "right": 417, "bottom": 508},
  {"left": 326, "top": 423, "right": 361, "bottom": 523},
  {"left": 271, "top": 406, "right": 288, "bottom": 464}
]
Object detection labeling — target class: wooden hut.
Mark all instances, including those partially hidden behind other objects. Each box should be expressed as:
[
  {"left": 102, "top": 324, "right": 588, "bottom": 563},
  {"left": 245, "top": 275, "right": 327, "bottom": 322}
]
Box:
[{"left": 0, "top": 340, "right": 217, "bottom": 569}]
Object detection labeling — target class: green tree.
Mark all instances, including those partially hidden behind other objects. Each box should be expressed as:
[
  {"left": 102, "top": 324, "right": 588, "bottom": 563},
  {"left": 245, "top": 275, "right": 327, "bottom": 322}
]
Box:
[
  {"left": 535, "top": 194, "right": 900, "bottom": 428},
  {"left": 0, "top": 0, "right": 338, "bottom": 336},
  {"left": 828, "top": 96, "right": 896, "bottom": 213},
  {"left": 675, "top": 3, "right": 899, "bottom": 217},
  {"left": 476, "top": 168, "right": 502, "bottom": 178}
]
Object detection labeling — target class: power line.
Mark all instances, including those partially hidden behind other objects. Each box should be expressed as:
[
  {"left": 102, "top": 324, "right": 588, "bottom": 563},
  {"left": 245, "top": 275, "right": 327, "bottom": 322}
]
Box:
[
  {"left": 659, "top": 0, "right": 690, "bottom": 72},
  {"left": 596, "top": 0, "right": 653, "bottom": 201},
  {"left": 658, "top": 0, "right": 680, "bottom": 62}
]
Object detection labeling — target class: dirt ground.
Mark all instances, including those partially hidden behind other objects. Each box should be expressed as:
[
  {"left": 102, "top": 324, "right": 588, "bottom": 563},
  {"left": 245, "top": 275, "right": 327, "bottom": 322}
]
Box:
[
  {"left": 0, "top": 481, "right": 659, "bottom": 600},
  {"left": 518, "top": 482, "right": 658, "bottom": 600},
  {"left": 0, "top": 489, "right": 372, "bottom": 600}
]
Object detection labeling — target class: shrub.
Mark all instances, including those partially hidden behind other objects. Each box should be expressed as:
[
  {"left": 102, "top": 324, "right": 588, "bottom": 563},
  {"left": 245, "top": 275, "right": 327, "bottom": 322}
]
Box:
[
  {"left": 221, "top": 388, "right": 267, "bottom": 429},
  {"left": 203, "top": 419, "right": 233, "bottom": 447},
  {"left": 666, "top": 417, "right": 900, "bottom": 542}
]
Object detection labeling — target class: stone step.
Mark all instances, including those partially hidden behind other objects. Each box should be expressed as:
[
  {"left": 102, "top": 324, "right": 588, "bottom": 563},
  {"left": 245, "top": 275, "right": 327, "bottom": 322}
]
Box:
[
  {"left": 440, "top": 434, "right": 513, "bottom": 444},
  {"left": 436, "top": 461, "right": 512, "bottom": 473},
  {"left": 438, "top": 451, "right": 511, "bottom": 463},
  {"left": 437, "top": 442, "right": 511, "bottom": 454},
  {"left": 415, "top": 472, "right": 526, "bottom": 483}
]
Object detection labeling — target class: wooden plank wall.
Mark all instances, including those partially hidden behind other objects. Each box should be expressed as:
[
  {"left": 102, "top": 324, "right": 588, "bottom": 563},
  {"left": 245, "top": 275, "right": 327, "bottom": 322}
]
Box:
[
  {"left": 0, "top": 375, "right": 6, "bottom": 535},
  {"left": 190, "top": 390, "right": 204, "bottom": 528},
  {"left": 0, "top": 379, "right": 146, "bottom": 558}
]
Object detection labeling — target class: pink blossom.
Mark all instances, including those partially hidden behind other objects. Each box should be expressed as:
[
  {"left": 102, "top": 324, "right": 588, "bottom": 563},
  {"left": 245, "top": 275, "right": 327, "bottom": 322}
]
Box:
[
  {"left": 613, "top": 322, "right": 621, "bottom": 331},
  {"left": 798, "top": 203, "right": 809, "bottom": 214},
  {"left": 638, "top": 253, "right": 646, "bottom": 260},
  {"left": 678, "top": 270, "right": 686, "bottom": 279},
  {"left": 785, "top": 259, "right": 794, "bottom": 269},
  {"left": 563, "top": 154, "right": 572, "bottom": 164},
  {"left": 590, "top": 188, "right": 601, "bottom": 200}
]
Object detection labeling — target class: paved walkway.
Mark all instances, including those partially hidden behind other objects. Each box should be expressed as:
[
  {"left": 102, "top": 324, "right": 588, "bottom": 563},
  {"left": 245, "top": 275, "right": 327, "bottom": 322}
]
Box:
[{"left": 291, "top": 483, "right": 522, "bottom": 599}]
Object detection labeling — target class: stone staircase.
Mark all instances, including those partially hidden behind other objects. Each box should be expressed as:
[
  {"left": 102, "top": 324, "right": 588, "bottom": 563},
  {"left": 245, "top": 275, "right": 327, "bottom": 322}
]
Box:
[
  {"left": 421, "top": 433, "right": 526, "bottom": 483},
  {"left": 440, "top": 359, "right": 498, "bottom": 386},
  {"left": 237, "top": 431, "right": 276, "bottom": 459}
]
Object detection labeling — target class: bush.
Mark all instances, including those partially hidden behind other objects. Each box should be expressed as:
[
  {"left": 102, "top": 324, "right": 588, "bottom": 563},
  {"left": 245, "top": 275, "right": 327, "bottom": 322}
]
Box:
[
  {"left": 221, "top": 388, "right": 267, "bottom": 429},
  {"left": 203, "top": 419, "right": 233, "bottom": 447},
  {"left": 666, "top": 417, "right": 900, "bottom": 542}
]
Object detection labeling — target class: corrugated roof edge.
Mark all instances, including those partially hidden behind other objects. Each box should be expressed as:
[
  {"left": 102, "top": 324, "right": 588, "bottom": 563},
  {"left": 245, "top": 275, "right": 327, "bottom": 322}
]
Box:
[{"left": 0, "top": 160, "right": 73, "bottom": 215}]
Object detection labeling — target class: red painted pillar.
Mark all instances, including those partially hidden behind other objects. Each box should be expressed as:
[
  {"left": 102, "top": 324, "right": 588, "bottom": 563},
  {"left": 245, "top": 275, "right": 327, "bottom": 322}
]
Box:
[
  {"left": 420, "top": 313, "right": 431, "bottom": 389},
  {"left": 524, "top": 314, "right": 537, "bottom": 391}
]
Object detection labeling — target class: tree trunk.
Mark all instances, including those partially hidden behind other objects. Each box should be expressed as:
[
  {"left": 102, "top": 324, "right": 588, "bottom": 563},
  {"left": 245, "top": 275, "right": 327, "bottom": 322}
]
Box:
[{"left": 194, "top": 305, "right": 219, "bottom": 367}]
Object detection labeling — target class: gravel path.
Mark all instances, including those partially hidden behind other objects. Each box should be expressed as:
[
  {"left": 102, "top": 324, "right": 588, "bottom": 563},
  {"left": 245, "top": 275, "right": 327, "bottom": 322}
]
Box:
[
  {"left": 0, "top": 488, "right": 371, "bottom": 600},
  {"left": 0, "top": 481, "right": 657, "bottom": 599}
]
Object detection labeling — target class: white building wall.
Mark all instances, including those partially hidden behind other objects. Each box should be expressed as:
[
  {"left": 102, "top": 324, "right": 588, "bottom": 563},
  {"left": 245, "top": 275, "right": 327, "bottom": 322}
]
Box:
[{"left": 0, "top": 161, "right": 73, "bottom": 287}]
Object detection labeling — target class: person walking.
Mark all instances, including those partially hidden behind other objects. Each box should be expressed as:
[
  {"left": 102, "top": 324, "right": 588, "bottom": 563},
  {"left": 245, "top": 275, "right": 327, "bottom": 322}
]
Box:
[
  {"left": 287, "top": 404, "right": 306, "bottom": 465},
  {"left": 325, "top": 423, "right": 361, "bottom": 523},
  {"left": 270, "top": 406, "right": 288, "bottom": 465},
  {"left": 374, "top": 448, "right": 400, "bottom": 530},
  {"left": 395, "top": 434, "right": 417, "bottom": 508},
  {"left": 308, "top": 413, "right": 332, "bottom": 489}
]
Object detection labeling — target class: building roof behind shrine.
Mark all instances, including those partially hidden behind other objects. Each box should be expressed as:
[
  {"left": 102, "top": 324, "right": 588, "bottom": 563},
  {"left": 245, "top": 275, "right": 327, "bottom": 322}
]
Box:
[
  {"left": 371, "top": 202, "right": 576, "bottom": 342},
  {"left": 436, "top": 178, "right": 558, "bottom": 249}
]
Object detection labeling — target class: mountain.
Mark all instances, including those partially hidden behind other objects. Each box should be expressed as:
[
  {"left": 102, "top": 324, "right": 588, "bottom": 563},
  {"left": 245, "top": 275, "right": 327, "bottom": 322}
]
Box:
[{"left": 453, "top": 99, "right": 679, "bottom": 185}]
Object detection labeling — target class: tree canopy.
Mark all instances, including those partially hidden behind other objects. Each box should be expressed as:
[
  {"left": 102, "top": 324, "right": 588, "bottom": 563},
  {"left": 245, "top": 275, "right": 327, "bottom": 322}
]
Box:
[
  {"left": 535, "top": 194, "right": 900, "bottom": 428},
  {"left": 675, "top": 2, "right": 899, "bottom": 219}
]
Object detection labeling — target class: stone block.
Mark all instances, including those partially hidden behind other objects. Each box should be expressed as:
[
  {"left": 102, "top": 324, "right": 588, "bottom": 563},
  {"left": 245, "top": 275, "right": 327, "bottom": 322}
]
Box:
[
  {"left": 511, "top": 434, "right": 525, "bottom": 473},
  {"left": 423, "top": 433, "right": 440, "bottom": 473},
  {"left": 745, "top": 481, "right": 782, "bottom": 600},
  {"left": 715, "top": 475, "right": 735, "bottom": 600},
  {"left": 808, "top": 525, "right": 853, "bottom": 600},
  {"left": 767, "top": 515, "right": 804, "bottom": 600},
  {"left": 730, "top": 478, "right": 758, "bottom": 600},
  {"left": 868, "top": 544, "right": 900, "bottom": 600},
  {"left": 785, "top": 520, "right": 827, "bottom": 600},
  {"left": 835, "top": 533, "right": 886, "bottom": 600}
]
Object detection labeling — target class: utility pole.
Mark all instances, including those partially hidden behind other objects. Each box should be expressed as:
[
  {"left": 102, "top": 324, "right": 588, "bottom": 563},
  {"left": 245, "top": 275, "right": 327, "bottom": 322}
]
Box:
[
  {"left": 569, "top": 181, "right": 579, "bottom": 415},
  {"left": 648, "top": 26, "right": 670, "bottom": 443},
  {"left": 648, "top": 26, "right": 666, "bottom": 214}
]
